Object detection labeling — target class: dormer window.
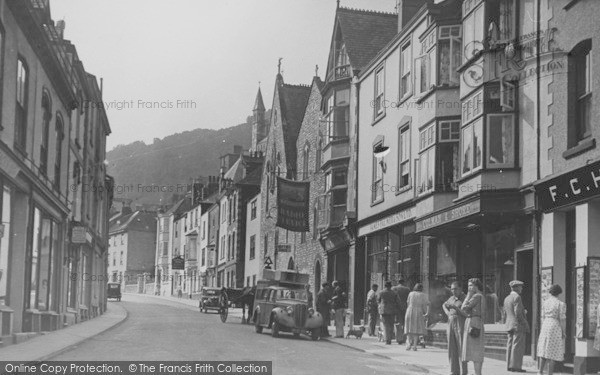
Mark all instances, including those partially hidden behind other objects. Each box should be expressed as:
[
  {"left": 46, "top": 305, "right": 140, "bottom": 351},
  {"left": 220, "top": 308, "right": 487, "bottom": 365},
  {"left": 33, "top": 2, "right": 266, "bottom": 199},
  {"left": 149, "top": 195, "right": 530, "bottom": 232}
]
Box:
[{"left": 334, "top": 42, "right": 350, "bottom": 79}]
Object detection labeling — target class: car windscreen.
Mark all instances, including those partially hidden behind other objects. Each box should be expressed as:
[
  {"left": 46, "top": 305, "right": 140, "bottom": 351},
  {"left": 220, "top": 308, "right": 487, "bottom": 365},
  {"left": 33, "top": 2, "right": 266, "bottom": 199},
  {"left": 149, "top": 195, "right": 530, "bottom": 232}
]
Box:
[
  {"left": 203, "top": 289, "right": 218, "bottom": 296},
  {"left": 109, "top": 285, "right": 119, "bottom": 289},
  {"left": 274, "top": 289, "right": 307, "bottom": 301}
]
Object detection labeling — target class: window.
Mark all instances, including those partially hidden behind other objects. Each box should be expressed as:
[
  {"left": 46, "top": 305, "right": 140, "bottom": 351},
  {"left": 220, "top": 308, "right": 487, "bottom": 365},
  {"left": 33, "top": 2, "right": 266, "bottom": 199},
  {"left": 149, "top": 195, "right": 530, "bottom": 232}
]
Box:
[
  {"left": 120, "top": 251, "right": 123, "bottom": 265},
  {"left": 313, "top": 206, "right": 318, "bottom": 239},
  {"left": 120, "top": 234, "right": 124, "bottom": 244},
  {"left": 461, "top": 118, "right": 483, "bottom": 175},
  {"left": 324, "top": 92, "right": 349, "bottom": 142},
  {"left": 300, "top": 231, "right": 306, "bottom": 244},
  {"left": 438, "top": 26, "right": 462, "bottom": 86},
  {"left": 415, "top": 47, "right": 434, "bottom": 95},
  {"left": 487, "top": 114, "right": 515, "bottom": 167},
  {"left": 249, "top": 235, "right": 256, "bottom": 260},
  {"left": 263, "top": 234, "right": 268, "bottom": 255},
  {"left": 439, "top": 120, "right": 460, "bottom": 142},
  {"left": 400, "top": 42, "right": 412, "bottom": 98},
  {"left": 316, "top": 138, "right": 322, "bottom": 171},
  {"left": 112, "top": 254, "right": 116, "bottom": 266},
  {"left": 372, "top": 142, "right": 384, "bottom": 203},
  {"left": 302, "top": 144, "right": 310, "bottom": 180},
  {"left": 201, "top": 248, "right": 206, "bottom": 266},
  {"left": 570, "top": 40, "right": 592, "bottom": 143},
  {"left": 438, "top": 121, "right": 460, "bottom": 191},
  {"left": 250, "top": 199, "right": 257, "bottom": 220},
  {"left": 488, "top": 0, "right": 516, "bottom": 45},
  {"left": 463, "top": 2, "right": 484, "bottom": 62},
  {"left": 40, "top": 93, "right": 51, "bottom": 174},
  {"left": 202, "top": 221, "right": 206, "bottom": 239},
  {"left": 374, "top": 67, "right": 385, "bottom": 118},
  {"left": 54, "top": 115, "right": 64, "bottom": 189},
  {"left": 418, "top": 124, "right": 436, "bottom": 195},
  {"left": 221, "top": 201, "right": 227, "bottom": 223},
  {"left": 500, "top": 79, "right": 515, "bottom": 111},
  {"left": 15, "top": 58, "right": 29, "bottom": 151},
  {"left": 398, "top": 126, "right": 410, "bottom": 188}
]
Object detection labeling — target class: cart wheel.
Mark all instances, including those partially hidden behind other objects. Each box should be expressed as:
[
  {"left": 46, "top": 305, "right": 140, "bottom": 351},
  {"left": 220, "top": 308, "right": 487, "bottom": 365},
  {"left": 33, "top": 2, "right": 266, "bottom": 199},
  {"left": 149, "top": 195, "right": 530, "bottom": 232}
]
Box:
[
  {"left": 311, "top": 329, "right": 319, "bottom": 341},
  {"left": 220, "top": 306, "right": 228, "bottom": 323},
  {"left": 271, "top": 320, "right": 280, "bottom": 338},
  {"left": 255, "top": 321, "right": 263, "bottom": 334}
]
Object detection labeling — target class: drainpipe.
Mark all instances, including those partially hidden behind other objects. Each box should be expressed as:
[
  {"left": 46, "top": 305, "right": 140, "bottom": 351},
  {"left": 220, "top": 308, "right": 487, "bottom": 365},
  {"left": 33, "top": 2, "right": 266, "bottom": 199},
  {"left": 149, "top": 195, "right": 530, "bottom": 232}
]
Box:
[{"left": 352, "top": 74, "right": 360, "bottom": 325}]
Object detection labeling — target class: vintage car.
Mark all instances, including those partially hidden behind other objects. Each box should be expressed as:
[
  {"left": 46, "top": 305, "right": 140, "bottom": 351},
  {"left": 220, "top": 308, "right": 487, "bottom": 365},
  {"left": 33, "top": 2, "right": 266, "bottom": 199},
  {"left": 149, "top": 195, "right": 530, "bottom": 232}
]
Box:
[
  {"left": 199, "top": 287, "right": 222, "bottom": 313},
  {"left": 107, "top": 282, "right": 121, "bottom": 301},
  {"left": 252, "top": 270, "right": 322, "bottom": 340}
]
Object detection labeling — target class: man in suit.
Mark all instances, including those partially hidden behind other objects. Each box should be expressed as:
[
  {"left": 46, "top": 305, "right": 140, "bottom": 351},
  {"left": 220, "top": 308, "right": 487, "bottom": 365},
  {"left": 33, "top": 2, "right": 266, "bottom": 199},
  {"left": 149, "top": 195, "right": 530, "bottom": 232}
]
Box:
[
  {"left": 392, "top": 279, "right": 411, "bottom": 344},
  {"left": 316, "top": 282, "right": 331, "bottom": 337},
  {"left": 378, "top": 281, "right": 402, "bottom": 345},
  {"left": 504, "top": 280, "right": 530, "bottom": 372}
]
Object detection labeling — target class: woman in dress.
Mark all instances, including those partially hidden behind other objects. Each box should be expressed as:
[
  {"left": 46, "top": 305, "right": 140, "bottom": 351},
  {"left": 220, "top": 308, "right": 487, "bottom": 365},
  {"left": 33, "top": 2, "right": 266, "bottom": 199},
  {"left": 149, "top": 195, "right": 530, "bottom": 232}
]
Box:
[
  {"left": 456, "top": 278, "right": 485, "bottom": 375},
  {"left": 404, "top": 283, "right": 429, "bottom": 351},
  {"left": 537, "top": 284, "right": 566, "bottom": 375}
]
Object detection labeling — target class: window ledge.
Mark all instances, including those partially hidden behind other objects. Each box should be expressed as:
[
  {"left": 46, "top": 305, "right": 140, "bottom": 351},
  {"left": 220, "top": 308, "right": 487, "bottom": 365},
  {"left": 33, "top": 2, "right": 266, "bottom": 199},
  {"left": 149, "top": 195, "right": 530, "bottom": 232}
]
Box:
[
  {"left": 395, "top": 185, "right": 412, "bottom": 196},
  {"left": 563, "top": 138, "right": 596, "bottom": 159},
  {"left": 372, "top": 112, "right": 386, "bottom": 126},
  {"left": 370, "top": 198, "right": 384, "bottom": 207}
]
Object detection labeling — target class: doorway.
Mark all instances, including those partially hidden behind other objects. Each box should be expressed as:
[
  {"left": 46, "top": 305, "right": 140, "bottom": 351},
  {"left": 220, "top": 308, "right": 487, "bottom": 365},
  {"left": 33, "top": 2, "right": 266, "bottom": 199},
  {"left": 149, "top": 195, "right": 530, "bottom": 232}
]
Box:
[
  {"left": 315, "top": 260, "right": 321, "bottom": 297},
  {"left": 565, "top": 210, "right": 576, "bottom": 363},
  {"left": 516, "top": 248, "right": 533, "bottom": 355}
]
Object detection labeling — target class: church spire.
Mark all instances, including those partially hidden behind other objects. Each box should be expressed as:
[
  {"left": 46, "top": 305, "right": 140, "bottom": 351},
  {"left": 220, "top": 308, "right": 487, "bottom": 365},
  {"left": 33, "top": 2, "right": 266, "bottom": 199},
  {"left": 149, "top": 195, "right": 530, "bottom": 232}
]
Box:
[{"left": 253, "top": 86, "right": 265, "bottom": 112}]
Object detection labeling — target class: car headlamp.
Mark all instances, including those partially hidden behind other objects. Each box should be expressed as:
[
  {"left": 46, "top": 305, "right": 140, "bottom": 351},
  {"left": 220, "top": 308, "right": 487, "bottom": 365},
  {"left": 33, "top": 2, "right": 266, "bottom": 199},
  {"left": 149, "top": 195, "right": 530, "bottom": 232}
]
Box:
[
  {"left": 286, "top": 306, "right": 294, "bottom": 315},
  {"left": 308, "top": 308, "right": 315, "bottom": 316}
]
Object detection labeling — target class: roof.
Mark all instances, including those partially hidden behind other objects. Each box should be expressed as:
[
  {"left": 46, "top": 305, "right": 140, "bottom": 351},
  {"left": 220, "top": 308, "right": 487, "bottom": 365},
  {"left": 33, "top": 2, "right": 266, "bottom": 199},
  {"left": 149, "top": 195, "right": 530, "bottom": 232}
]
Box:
[
  {"left": 236, "top": 166, "right": 262, "bottom": 187},
  {"left": 223, "top": 157, "right": 244, "bottom": 183},
  {"left": 335, "top": 7, "right": 398, "bottom": 72},
  {"left": 254, "top": 87, "right": 265, "bottom": 111},
  {"left": 173, "top": 199, "right": 192, "bottom": 221},
  {"left": 279, "top": 83, "right": 311, "bottom": 172},
  {"left": 109, "top": 211, "right": 156, "bottom": 234}
]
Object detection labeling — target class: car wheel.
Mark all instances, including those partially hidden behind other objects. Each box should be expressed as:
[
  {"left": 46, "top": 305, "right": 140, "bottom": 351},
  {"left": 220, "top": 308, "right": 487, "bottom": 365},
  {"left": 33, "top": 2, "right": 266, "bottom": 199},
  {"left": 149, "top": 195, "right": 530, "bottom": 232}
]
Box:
[
  {"left": 271, "top": 320, "right": 280, "bottom": 338},
  {"left": 255, "top": 320, "right": 263, "bottom": 334},
  {"left": 311, "top": 329, "right": 319, "bottom": 341}
]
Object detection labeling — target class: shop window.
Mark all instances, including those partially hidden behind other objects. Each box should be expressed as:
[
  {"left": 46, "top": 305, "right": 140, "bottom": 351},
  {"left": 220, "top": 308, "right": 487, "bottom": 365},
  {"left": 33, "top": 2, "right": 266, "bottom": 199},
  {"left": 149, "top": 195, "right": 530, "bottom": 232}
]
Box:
[
  {"left": 462, "top": 1, "right": 485, "bottom": 62},
  {"left": 398, "top": 126, "right": 411, "bottom": 188},
  {"left": 438, "top": 26, "right": 462, "bottom": 86},
  {"left": 487, "top": 114, "right": 515, "bottom": 168},
  {"left": 0, "top": 186, "right": 11, "bottom": 304}
]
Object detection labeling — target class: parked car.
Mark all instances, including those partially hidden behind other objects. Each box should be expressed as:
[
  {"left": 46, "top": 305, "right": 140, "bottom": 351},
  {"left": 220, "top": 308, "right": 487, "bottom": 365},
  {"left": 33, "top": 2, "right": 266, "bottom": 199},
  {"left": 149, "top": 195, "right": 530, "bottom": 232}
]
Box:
[
  {"left": 252, "top": 270, "right": 322, "bottom": 340},
  {"left": 107, "top": 282, "right": 121, "bottom": 301},
  {"left": 199, "top": 287, "right": 222, "bottom": 313}
]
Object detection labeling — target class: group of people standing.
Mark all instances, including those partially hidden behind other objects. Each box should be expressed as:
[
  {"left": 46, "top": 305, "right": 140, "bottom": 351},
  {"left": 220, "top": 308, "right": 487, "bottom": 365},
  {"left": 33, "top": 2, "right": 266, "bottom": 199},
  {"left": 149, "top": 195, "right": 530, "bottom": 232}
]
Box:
[{"left": 315, "top": 280, "right": 347, "bottom": 338}]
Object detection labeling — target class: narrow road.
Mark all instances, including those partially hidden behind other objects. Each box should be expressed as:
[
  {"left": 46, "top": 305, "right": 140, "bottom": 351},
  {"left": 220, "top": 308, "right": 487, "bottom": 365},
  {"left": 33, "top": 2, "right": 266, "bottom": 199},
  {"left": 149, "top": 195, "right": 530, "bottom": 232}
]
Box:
[{"left": 51, "top": 294, "right": 427, "bottom": 375}]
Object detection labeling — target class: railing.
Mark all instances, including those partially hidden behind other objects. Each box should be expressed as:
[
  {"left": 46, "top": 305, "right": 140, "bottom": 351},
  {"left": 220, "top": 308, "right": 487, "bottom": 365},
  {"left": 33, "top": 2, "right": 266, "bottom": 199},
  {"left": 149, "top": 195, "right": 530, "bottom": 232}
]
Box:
[{"left": 334, "top": 64, "right": 351, "bottom": 80}]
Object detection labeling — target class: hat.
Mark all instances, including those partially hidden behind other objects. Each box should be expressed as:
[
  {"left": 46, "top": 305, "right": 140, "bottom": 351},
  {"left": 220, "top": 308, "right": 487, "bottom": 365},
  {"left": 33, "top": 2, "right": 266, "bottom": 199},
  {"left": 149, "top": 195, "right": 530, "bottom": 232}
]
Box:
[
  {"left": 509, "top": 280, "right": 524, "bottom": 287},
  {"left": 384, "top": 281, "right": 392, "bottom": 288}
]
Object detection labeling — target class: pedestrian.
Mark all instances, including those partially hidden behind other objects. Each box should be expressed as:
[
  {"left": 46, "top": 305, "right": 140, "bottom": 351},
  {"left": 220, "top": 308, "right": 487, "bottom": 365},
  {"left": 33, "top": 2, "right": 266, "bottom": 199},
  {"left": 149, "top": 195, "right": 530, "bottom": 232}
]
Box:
[
  {"left": 366, "top": 284, "right": 379, "bottom": 336},
  {"left": 443, "top": 281, "right": 468, "bottom": 375},
  {"left": 404, "top": 283, "right": 429, "bottom": 351},
  {"left": 458, "top": 278, "right": 485, "bottom": 375},
  {"left": 504, "top": 280, "right": 530, "bottom": 372},
  {"left": 305, "top": 284, "right": 313, "bottom": 308},
  {"left": 177, "top": 286, "right": 183, "bottom": 298},
  {"left": 377, "top": 281, "right": 401, "bottom": 344},
  {"left": 316, "top": 282, "right": 331, "bottom": 337},
  {"left": 392, "top": 279, "right": 410, "bottom": 344},
  {"left": 331, "top": 280, "right": 347, "bottom": 338},
  {"left": 537, "top": 284, "right": 566, "bottom": 375}
]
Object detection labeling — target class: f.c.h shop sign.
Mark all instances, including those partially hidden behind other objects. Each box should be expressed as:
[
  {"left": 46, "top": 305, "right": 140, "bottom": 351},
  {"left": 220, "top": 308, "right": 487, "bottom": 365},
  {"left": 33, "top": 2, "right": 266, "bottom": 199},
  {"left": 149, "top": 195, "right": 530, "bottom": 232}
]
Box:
[{"left": 537, "top": 159, "right": 600, "bottom": 212}]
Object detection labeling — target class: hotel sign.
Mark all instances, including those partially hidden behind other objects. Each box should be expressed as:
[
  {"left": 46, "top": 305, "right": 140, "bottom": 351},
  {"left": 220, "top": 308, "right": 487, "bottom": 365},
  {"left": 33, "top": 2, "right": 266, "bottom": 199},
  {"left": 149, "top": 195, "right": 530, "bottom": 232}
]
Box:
[
  {"left": 416, "top": 200, "right": 481, "bottom": 233},
  {"left": 358, "top": 207, "right": 414, "bottom": 237},
  {"left": 537, "top": 159, "right": 600, "bottom": 212},
  {"left": 71, "top": 226, "right": 86, "bottom": 244}
]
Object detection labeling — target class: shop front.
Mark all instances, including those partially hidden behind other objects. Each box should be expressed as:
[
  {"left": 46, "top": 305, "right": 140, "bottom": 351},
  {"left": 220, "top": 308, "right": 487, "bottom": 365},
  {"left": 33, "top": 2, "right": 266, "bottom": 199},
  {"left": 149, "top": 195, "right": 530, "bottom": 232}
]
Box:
[
  {"left": 535, "top": 158, "right": 600, "bottom": 374},
  {"left": 415, "top": 191, "right": 535, "bottom": 351}
]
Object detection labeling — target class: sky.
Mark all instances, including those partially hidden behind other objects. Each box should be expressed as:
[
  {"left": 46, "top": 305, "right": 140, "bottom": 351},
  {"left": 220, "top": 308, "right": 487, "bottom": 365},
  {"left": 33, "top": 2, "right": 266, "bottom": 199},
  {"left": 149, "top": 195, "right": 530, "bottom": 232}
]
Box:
[{"left": 49, "top": 0, "right": 398, "bottom": 151}]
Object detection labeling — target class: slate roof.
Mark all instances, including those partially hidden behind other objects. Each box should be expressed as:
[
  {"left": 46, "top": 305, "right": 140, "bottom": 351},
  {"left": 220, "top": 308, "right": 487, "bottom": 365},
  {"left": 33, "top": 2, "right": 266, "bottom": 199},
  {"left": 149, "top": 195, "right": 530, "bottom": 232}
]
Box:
[
  {"left": 109, "top": 211, "right": 157, "bottom": 234},
  {"left": 336, "top": 7, "right": 398, "bottom": 72},
  {"left": 279, "top": 83, "right": 311, "bottom": 173},
  {"left": 236, "top": 166, "right": 262, "bottom": 187},
  {"left": 223, "top": 157, "right": 245, "bottom": 183}
]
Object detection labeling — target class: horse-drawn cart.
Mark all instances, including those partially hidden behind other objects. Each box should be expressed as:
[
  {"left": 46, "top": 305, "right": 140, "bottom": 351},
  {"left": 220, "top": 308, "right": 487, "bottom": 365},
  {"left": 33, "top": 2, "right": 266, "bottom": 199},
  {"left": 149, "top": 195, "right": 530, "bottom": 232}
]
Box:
[{"left": 217, "top": 286, "right": 256, "bottom": 323}]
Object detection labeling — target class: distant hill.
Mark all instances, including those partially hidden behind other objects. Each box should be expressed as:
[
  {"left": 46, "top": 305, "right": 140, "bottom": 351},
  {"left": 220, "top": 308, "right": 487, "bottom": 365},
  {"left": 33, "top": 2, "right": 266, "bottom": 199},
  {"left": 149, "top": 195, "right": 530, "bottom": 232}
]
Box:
[{"left": 106, "top": 112, "right": 267, "bottom": 205}]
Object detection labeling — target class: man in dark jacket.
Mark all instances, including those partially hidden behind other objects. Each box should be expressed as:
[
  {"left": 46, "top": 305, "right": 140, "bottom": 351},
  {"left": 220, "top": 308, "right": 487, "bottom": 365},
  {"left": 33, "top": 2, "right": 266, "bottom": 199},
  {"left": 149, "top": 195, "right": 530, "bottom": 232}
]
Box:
[
  {"left": 331, "top": 281, "right": 347, "bottom": 337},
  {"left": 378, "top": 281, "right": 402, "bottom": 345},
  {"left": 316, "top": 282, "right": 331, "bottom": 337},
  {"left": 366, "top": 284, "right": 379, "bottom": 336},
  {"left": 392, "top": 279, "right": 411, "bottom": 344}
]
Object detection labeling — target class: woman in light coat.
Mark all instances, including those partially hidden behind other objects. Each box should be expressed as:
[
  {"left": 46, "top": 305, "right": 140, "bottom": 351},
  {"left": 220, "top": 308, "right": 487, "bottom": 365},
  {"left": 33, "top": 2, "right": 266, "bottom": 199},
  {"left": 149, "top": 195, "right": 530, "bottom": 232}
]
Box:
[{"left": 404, "top": 283, "right": 429, "bottom": 351}]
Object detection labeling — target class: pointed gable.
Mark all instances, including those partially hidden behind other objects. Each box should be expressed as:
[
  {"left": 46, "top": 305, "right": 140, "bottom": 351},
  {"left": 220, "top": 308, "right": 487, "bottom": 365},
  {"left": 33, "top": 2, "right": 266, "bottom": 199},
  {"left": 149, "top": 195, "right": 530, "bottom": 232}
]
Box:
[
  {"left": 279, "top": 83, "right": 311, "bottom": 172},
  {"left": 331, "top": 8, "right": 398, "bottom": 73}
]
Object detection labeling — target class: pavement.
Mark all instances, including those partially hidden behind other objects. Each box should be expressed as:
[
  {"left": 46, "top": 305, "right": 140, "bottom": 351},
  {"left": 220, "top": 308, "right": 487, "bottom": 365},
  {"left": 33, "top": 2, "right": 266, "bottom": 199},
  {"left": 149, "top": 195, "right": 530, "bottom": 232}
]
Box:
[{"left": 0, "top": 293, "right": 541, "bottom": 375}]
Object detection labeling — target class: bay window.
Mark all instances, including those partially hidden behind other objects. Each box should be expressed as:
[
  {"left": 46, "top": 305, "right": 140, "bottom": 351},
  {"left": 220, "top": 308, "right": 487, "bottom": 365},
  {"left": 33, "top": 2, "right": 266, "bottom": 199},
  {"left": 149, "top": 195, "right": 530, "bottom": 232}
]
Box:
[
  {"left": 461, "top": 117, "right": 483, "bottom": 175},
  {"left": 324, "top": 90, "right": 349, "bottom": 143},
  {"left": 415, "top": 45, "right": 435, "bottom": 95},
  {"left": 400, "top": 42, "right": 412, "bottom": 98},
  {"left": 462, "top": 2, "right": 484, "bottom": 62},
  {"left": 487, "top": 114, "right": 515, "bottom": 168},
  {"left": 438, "top": 121, "right": 460, "bottom": 191},
  {"left": 398, "top": 126, "right": 410, "bottom": 188},
  {"left": 374, "top": 67, "right": 385, "bottom": 118},
  {"left": 488, "top": 0, "right": 516, "bottom": 45},
  {"left": 15, "top": 58, "right": 29, "bottom": 151},
  {"left": 417, "top": 124, "right": 436, "bottom": 195}
]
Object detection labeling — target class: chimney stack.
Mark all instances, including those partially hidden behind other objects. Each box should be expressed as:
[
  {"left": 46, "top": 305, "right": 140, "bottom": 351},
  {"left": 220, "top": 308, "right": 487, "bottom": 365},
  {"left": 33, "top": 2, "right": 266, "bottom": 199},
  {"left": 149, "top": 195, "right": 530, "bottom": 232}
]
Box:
[
  {"left": 233, "top": 145, "right": 243, "bottom": 155},
  {"left": 397, "top": 0, "right": 423, "bottom": 32},
  {"left": 56, "top": 20, "right": 66, "bottom": 39}
]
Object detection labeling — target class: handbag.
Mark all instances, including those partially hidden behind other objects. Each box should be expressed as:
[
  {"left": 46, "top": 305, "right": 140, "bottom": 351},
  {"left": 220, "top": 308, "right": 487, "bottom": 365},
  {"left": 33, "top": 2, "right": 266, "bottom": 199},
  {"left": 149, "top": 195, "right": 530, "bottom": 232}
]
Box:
[{"left": 468, "top": 327, "right": 481, "bottom": 338}]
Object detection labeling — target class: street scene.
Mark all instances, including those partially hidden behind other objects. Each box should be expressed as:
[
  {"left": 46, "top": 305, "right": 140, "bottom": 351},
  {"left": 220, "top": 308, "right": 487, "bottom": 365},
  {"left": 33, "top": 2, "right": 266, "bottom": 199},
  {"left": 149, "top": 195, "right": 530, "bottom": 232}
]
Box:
[{"left": 1, "top": 0, "right": 600, "bottom": 374}]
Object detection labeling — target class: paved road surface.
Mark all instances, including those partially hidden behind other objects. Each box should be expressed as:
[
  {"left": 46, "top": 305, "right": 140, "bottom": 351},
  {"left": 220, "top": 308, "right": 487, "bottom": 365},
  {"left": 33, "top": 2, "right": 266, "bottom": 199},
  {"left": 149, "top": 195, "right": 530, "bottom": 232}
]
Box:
[{"left": 51, "top": 294, "right": 427, "bottom": 375}]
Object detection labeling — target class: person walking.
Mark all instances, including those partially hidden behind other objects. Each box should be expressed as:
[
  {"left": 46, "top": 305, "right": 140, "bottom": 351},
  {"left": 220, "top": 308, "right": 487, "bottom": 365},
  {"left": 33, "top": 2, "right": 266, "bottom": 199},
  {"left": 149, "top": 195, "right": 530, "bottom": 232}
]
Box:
[
  {"left": 404, "top": 283, "right": 429, "bottom": 351},
  {"left": 366, "top": 284, "right": 379, "bottom": 336},
  {"left": 443, "top": 282, "right": 468, "bottom": 375},
  {"left": 458, "top": 278, "right": 485, "bottom": 375},
  {"left": 392, "top": 279, "right": 411, "bottom": 344},
  {"left": 316, "top": 282, "right": 331, "bottom": 337},
  {"left": 537, "top": 284, "right": 566, "bottom": 375},
  {"left": 504, "top": 280, "right": 530, "bottom": 372},
  {"left": 331, "top": 280, "right": 347, "bottom": 338},
  {"left": 377, "top": 281, "right": 401, "bottom": 344}
]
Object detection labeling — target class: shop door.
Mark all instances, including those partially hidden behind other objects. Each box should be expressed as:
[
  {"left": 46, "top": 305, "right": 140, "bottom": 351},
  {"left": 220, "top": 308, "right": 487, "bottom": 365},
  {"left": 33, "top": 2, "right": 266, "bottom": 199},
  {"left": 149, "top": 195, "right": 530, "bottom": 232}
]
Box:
[
  {"left": 516, "top": 249, "right": 533, "bottom": 355},
  {"left": 565, "top": 210, "right": 576, "bottom": 363},
  {"left": 458, "top": 232, "right": 483, "bottom": 293}
]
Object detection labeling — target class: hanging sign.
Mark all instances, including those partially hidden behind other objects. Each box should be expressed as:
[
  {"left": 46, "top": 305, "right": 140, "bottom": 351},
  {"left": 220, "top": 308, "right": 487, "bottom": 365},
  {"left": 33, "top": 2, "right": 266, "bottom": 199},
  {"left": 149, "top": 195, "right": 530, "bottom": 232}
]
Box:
[{"left": 276, "top": 177, "right": 310, "bottom": 232}]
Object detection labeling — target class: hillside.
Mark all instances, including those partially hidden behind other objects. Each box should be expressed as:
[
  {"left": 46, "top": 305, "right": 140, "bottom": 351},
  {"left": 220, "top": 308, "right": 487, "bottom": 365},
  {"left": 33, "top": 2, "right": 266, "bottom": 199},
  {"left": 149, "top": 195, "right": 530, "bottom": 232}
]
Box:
[{"left": 106, "top": 113, "right": 266, "bottom": 205}]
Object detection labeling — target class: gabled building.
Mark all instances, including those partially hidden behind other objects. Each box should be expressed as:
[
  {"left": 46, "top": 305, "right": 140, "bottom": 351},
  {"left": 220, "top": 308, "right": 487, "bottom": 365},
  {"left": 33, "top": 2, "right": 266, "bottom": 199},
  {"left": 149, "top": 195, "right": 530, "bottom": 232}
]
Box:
[{"left": 258, "top": 69, "right": 311, "bottom": 273}]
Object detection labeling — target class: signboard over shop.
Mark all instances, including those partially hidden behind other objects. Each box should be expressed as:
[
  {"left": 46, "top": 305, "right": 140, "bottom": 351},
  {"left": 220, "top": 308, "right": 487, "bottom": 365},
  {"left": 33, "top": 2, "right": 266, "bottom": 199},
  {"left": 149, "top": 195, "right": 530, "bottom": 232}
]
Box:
[
  {"left": 358, "top": 207, "right": 414, "bottom": 237},
  {"left": 415, "top": 200, "right": 481, "bottom": 233},
  {"left": 536, "top": 159, "right": 600, "bottom": 212},
  {"left": 71, "top": 226, "right": 86, "bottom": 244}
]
